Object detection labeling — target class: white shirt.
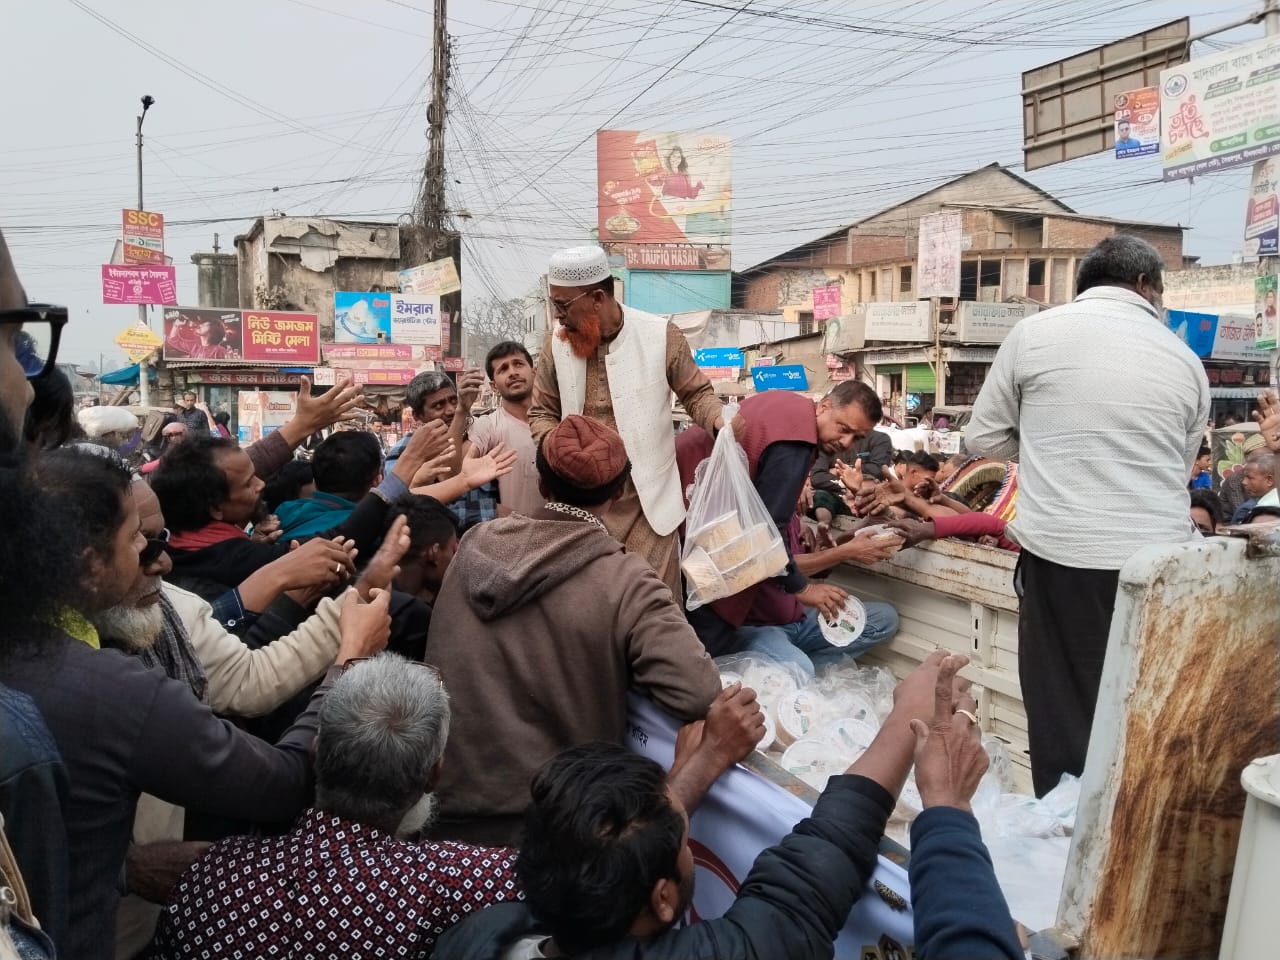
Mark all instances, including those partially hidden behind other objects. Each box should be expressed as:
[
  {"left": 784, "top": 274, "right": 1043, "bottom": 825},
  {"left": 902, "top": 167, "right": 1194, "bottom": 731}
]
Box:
[{"left": 966, "top": 286, "right": 1210, "bottom": 569}]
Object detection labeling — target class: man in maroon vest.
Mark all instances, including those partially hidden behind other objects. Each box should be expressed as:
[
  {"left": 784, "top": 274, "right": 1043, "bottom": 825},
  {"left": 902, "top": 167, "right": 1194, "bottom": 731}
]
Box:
[{"left": 676, "top": 382, "right": 899, "bottom": 677}]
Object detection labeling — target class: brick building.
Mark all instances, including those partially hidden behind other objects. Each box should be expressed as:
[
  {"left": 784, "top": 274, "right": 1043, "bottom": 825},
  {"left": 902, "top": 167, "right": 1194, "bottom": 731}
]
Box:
[{"left": 732, "top": 164, "right": 1188, "bottom": 421}]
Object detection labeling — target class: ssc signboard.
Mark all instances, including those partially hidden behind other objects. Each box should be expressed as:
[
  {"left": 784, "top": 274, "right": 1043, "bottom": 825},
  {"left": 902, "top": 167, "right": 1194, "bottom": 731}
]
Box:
[{"left": 122, "top": 209, "right": 165, "bottom": 265}]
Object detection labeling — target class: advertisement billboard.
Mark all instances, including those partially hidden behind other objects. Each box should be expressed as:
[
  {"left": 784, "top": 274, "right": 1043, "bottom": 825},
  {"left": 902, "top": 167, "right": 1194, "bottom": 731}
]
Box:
[
  {"left": 164, "top": 308, "right": 319, "bottom": 364},
  {"left": 604, "top": 243, "right": 731, "bottom": 271},
  {"left": 1256, "top": 274, "right": 1279, "bottom": 350},
  {"left": 243, "top": 310, "right": 320, "bottom": 364},
  {"left": 122, "top": 208, "right": 165, "bottom": 265},
  {"left": 101, "top": 264, "right": 176, "bottom": 305},
  {"left": 812, "top": 285, "right": 841, "bottom": 321},
  {"left": 916, "top": 211, "right": 963, "bottom": 299},
  {"left": 1113, "top": 87, "right": 1160, "bottom": 158},
  {"left": 399, "top": 257, "right": 461, "bottom": 296},
  {"left": 334, "top": 292, "right": 391, "bottom": 344},
  {"left": 598, "top": 130, "right": 731, "bottom": 247},
  {"left": 863, "top": 302, "right": 932, "bottom": 342},
  {"left": 390, "top": 293, "right": 441, "bottom": 346},
  {"left": 1245, "top": 159, "right": 1280, "bottom": 258},
  {"left": 1160, "top": 35, "right": 1280, "bottom": 181}
]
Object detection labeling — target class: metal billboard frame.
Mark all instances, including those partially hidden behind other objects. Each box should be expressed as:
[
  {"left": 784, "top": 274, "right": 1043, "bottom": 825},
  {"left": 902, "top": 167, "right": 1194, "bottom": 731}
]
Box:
[{"left": 1021, "top": 18, "right": 1190, "bottom": 172}]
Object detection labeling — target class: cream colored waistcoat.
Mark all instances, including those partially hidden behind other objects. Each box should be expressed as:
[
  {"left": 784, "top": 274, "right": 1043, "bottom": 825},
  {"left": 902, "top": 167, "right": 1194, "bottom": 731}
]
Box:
[{"left": 551, "top": 305, "right": 685, "bottom": 536}]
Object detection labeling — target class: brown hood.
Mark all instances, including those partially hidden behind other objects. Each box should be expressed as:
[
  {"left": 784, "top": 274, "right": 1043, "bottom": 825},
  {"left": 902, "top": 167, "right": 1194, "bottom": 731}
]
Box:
[{"left": 448, "top": 514, "right": 623, "bottom": 621}]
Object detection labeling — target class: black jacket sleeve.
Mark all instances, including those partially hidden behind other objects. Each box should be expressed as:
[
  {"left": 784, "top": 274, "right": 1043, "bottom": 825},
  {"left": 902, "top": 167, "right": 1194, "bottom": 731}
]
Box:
[
  {"left": 908, "top": 807, "right": 1022, "bottom": 960},
  {"left": 755, "top": 441, "right": 813, "bottom": 594},
  {"left": 644, "top": 775, "right": 895, "bottom": 960}
]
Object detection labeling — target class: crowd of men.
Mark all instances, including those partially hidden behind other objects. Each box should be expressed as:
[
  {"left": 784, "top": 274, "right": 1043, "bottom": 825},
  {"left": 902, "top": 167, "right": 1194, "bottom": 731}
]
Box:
[{"left": 2, "top": 227, "right": 1278, "bottom": 960}]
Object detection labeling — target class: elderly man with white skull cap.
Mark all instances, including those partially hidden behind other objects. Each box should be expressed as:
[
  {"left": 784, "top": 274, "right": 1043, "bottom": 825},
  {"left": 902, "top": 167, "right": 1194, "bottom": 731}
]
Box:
[{"left": 529, "top": 245, "right": 727, "bottom": 596}]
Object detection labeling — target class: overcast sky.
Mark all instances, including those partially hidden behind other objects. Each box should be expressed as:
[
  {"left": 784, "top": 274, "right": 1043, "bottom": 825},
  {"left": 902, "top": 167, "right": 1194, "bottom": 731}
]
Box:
[{"left": 2, "top": 0, "right": 1269, "bottom": 367}]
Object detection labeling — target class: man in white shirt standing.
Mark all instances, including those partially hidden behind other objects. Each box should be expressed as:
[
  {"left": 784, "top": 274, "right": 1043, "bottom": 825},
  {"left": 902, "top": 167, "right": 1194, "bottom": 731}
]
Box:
[
  {"left": 465, "top": 340, "right": 543, "bottom": 517},
  {"left": 966, "top": 235, "right": 1209, "bottom": 797}
]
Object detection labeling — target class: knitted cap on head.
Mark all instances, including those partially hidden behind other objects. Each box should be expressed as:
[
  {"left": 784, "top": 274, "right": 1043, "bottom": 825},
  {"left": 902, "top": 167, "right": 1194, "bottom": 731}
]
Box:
[
  {"left": 540, "top": 415, "right": 629, "bottom": 491},
  {"left": 547, "top": 246, "right": 610, "bottom": 287}
]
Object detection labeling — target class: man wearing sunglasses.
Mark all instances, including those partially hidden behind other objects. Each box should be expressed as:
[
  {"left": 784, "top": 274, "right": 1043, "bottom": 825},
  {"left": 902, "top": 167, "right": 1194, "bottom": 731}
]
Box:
[{"left": 0, "top": 226, "right": 71, "bottom": 958}]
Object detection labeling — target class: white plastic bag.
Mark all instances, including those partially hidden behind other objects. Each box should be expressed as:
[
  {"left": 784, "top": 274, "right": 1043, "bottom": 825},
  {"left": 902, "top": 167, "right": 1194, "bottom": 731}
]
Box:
[{"left": 682, "top": 403, "right": 788, "bottom": 610}]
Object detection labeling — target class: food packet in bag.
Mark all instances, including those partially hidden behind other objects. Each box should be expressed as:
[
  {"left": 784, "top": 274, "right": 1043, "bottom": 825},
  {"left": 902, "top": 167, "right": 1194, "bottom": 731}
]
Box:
[{"left": 682, "top": 403, "right": 788, "bottom": 610}]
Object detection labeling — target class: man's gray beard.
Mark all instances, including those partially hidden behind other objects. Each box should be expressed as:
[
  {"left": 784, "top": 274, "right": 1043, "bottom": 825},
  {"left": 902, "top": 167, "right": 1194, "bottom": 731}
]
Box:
[
  {"left": 92, "top": 602, "right": 166, "bottom": 652},
  {"left": 395, "top": 793, "right": 439, "bottom": 839}
]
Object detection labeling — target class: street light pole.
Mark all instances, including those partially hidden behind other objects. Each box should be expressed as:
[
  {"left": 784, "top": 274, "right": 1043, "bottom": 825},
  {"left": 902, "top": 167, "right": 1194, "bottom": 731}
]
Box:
[{"left": 136, "top": 95, "right": 155, "bottom": 406}]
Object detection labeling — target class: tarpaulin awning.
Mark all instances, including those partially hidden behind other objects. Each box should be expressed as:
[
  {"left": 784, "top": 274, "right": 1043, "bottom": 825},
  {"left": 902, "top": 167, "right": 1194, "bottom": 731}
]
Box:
[{"left": 98, "top": 364, "right": 158, "bottom": 386}]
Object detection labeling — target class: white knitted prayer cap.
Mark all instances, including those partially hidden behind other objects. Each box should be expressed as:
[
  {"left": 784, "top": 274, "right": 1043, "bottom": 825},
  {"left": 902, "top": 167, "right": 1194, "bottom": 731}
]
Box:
[{"left": 547, "top": 246, "right": 610, "bottom": 287}]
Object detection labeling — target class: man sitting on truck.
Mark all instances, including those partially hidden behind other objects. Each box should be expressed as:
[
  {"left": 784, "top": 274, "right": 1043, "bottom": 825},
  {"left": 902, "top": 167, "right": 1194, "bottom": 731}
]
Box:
[{"left": 676, "top": 382, "right": 900, "bottom": 677}]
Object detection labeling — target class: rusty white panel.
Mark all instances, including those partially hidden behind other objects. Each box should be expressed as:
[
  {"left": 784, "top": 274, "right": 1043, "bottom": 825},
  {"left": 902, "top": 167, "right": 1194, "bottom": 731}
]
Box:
[{"left": 1057, "top": 535, "right": 1280, "bottom": 958}]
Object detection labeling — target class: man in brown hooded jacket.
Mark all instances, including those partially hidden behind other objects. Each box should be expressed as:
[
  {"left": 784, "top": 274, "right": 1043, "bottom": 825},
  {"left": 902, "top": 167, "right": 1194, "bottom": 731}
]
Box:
[{"left": 425, "top": 416, "right": 720, "bottom": 847}]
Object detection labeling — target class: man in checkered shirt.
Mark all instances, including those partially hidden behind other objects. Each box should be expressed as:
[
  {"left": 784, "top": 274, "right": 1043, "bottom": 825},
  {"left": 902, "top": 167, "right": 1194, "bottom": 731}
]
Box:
[{"left": 150, "top": 653, "right": 520, "bottom": 959}]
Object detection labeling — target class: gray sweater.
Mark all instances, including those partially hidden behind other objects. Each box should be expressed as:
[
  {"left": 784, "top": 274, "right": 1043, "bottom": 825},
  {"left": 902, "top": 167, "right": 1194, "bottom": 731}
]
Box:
[{"left": 0, "top": 634, "right": 331, "bottom": 960}]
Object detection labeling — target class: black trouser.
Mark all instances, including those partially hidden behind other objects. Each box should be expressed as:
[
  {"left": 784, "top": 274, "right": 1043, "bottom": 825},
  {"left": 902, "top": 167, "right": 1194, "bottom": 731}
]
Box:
[{"left": 1015, "top": 551, "right": 1120, "bottom": 797}]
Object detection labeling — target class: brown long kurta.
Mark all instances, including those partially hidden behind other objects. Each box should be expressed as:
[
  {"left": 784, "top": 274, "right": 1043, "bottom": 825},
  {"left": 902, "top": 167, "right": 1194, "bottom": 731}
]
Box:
[{"left": 529, "top": 319, "right": 722, "bottom": 595}]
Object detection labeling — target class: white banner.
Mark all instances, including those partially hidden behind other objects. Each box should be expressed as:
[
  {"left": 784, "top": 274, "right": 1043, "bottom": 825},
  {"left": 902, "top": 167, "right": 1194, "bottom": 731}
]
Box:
[
  {"left": 916, "top": 211, "right": 963, "bottom": 299},
  {"left": 390, "top": 293, "right": 442, "bottom": 346},
  {"left": 626, "top": 695, "right": 916, "bottom": 957}
]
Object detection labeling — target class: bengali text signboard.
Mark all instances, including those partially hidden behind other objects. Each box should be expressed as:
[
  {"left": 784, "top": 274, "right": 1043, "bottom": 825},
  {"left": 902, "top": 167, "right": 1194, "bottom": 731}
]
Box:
[
  {"left": 102, "top": 264, "right": 176, "bottom": 305},
  {"left": 1160, "top": 36, "right": 1280, "bottom": 181}
]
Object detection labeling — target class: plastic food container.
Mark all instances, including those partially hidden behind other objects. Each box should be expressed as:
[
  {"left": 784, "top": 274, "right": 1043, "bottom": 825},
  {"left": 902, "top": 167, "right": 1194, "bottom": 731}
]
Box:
[
  {"left": 818, "top": 596, "right": 867, "bottom": 646},
  {"left": 781, "top": 737, "right": 857, "bottom": 792},
  {"left": 689, "top": 512, "right": 743, "bottom": 551},
  {"left": 709, "top": 531, "right": 754, "bottom": 569},
  {"left": 774, "top": 688, "right": 827, "bottom": 747},
  {"left": 719, "top": 554, "right": 765, "bottom": 596},
  {"left": 681, "top": 545, "right": 725, "bottom": 600}
]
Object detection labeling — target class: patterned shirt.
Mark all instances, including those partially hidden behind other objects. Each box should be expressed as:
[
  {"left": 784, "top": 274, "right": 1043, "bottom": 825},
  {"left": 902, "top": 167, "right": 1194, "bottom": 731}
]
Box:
[{"left": 150, "top": 808, "right": 520, "bottom": 959}]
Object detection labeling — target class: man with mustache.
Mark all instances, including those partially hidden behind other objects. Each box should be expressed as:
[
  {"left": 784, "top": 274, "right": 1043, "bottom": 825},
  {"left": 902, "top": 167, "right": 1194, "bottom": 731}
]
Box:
[
  {"left": 529, "top": 246, "right": 727, "bottom": 595},
  {"left": 462, "top": 341, "right": 544, "bottom": 517}
]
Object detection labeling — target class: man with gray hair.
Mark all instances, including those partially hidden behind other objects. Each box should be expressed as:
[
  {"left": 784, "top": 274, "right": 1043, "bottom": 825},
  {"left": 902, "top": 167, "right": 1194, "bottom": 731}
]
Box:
[
  {"left": 150, "top": 652, "right": 521, "bottom": 958},
  {"left": 967, "top": 234, "right": 1209, "bottom": 796}
]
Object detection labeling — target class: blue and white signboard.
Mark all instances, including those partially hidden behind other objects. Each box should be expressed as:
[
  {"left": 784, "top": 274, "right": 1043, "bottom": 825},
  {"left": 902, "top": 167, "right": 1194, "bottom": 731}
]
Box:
[
  {"left": 752, "top": 364, "right": 809, "bottom": 392},
  {"left": 694, "top": 347, "right": 745, "bottom": 367}
]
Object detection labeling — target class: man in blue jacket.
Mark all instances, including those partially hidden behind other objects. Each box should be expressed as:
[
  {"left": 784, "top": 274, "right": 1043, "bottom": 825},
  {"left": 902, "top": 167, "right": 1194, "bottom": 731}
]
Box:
[{"left": 434, "top": 652, "right": 1022, "bottom": 960}]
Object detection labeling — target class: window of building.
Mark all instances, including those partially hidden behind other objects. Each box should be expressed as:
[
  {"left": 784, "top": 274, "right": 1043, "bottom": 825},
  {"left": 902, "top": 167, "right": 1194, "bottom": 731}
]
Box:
[
  {"left": 960, "top": 261, "right": 978, "bottom": 301},
  {"left": 899, "top": 265, "right": 913, "bottom": 293}
]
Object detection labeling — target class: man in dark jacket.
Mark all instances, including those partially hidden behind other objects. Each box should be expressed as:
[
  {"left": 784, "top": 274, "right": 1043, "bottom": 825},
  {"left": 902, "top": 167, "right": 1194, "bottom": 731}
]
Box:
[{"left": 434, "top": 652, "right": 1022, "bottom": 960}]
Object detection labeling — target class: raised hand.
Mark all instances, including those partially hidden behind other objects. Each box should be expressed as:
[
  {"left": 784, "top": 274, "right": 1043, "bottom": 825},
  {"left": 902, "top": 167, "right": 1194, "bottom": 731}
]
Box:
[
  {"left": 1254, "top": 390, "right": 1280, "bottom": 453},
  {"left": 909, "top": 654, "right": 988, "bottom": 813},
  {"left": 293, "top": 375, "right": 363, "bottom": 435},
  {"left": 335, "top": 587, "right": 392, "bottom": 664},
  {"left": 358, "top": 514, "right": 412, "bottom": 601},
  {"left": 461, "top": 441, "right": 518, "bottom": 486}
]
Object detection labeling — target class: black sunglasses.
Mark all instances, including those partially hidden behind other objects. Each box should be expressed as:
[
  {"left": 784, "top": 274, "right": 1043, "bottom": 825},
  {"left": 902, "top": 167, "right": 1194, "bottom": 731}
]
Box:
[
  {"left": 0, "top": 304, "right": 69, "bottom": 380},
  {"left": 140, "top": 528, "right": 171, "bottom": 566}
]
